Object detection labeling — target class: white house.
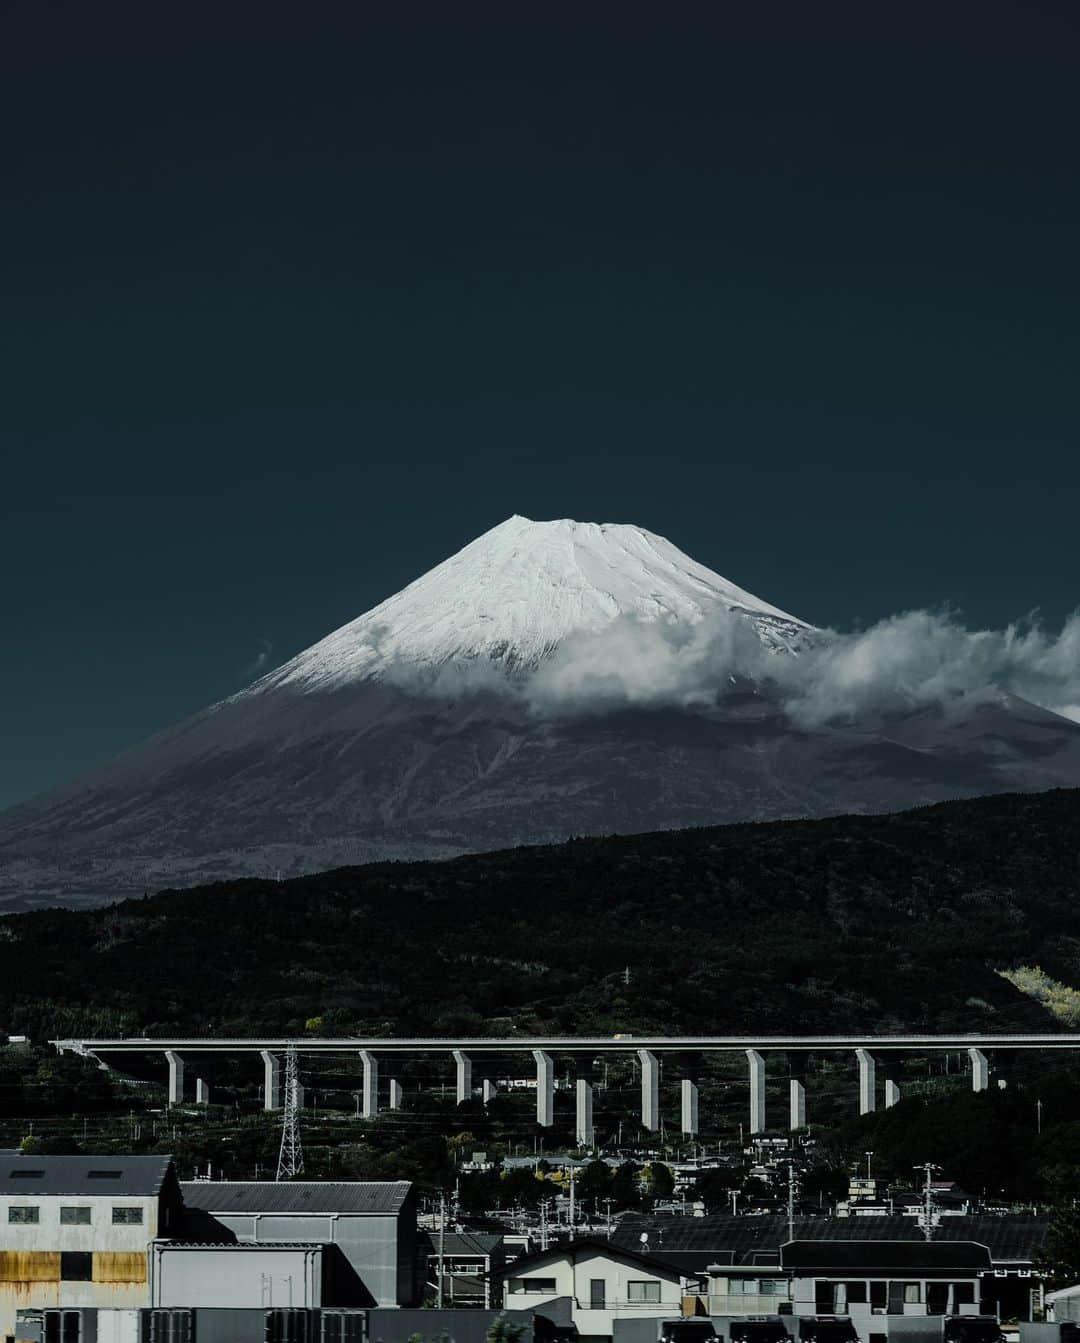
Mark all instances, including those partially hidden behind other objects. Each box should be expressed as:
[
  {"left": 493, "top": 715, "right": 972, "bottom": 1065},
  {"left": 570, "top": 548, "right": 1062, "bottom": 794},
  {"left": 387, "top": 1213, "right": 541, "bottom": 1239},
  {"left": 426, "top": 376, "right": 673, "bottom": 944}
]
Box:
[{"left": 498, "top": 1236, "right": 686, "bottom": 1339}]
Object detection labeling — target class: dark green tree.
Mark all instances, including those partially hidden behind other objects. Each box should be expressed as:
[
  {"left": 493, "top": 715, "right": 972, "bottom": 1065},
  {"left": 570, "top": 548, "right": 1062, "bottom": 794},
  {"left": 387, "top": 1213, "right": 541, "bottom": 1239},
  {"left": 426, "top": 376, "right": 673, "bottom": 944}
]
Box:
[{"left": 650, "top": 1162, "right": 675, "bottom": 1199}]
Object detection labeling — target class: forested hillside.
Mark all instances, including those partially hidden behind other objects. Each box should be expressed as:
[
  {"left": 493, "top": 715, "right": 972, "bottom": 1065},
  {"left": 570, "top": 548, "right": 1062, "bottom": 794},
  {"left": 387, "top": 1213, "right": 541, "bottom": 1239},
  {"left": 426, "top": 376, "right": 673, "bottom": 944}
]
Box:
[{"left": 3, "top": 788, "right": 1080, "bottom": 1042}]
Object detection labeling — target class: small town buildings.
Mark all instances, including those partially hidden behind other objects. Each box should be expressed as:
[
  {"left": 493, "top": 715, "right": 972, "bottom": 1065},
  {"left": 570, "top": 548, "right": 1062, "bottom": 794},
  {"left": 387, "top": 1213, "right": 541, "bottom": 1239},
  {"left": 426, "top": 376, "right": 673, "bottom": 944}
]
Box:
[
  {"left": 498, "top": 1236, "right": 685, "bottom": 1339},
  {"left": 181, "top": 1179, "right": 419, "bottom": 1306},
  {"left": 0, "top": 1154, "right": 183, "bottom": 1338},
  {"left": 423, "top": 1230, "right": 507, "bottom": 1308}
]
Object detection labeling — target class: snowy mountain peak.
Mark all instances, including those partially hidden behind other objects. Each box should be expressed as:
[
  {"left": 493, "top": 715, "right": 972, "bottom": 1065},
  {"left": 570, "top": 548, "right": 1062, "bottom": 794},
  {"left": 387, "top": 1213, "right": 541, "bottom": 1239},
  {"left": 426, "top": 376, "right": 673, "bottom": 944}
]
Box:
[{"left": 250, "top": 515, "right": 810, "bottom": 695}]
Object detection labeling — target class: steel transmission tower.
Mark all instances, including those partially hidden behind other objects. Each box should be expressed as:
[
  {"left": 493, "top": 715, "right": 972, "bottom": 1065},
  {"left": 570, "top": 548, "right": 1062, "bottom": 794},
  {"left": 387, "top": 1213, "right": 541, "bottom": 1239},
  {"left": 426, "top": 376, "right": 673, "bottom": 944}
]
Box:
[{"left": 276, "top": 1046, "right": 304, "bottom": 1180}]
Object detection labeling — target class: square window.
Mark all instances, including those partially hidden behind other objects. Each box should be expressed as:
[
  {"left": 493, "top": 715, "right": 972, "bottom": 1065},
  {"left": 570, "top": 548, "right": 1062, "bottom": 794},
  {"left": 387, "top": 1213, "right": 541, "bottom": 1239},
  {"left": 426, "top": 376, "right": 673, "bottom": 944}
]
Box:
[
  {"left": 628, "top": 1280, "right": 662, "bottom": 1303},
  {"left": 846, "top": 1282, "right": 868, "bottom": 1304},
  {"left": 60, "top": 1251, "right": 93, "bottom": 1281},
  {"left": 60, "top": 1206, "right": 92, "bottom": 1225},
  {"left": 903, "top": 1284, "right": 921, "bottom": 1304},
  {"left": 9, "top": 1205, "right": 39, "bottom": 1223},
  {"left": 112, "top": 1206, "right": 143, "bottom": 1225}
]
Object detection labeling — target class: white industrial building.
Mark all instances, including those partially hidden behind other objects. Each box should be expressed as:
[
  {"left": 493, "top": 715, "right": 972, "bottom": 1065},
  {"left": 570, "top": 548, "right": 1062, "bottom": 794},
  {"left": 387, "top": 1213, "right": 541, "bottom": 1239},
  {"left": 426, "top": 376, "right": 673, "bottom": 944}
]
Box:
[
  {"left": 0, "top": 1154, "right": 182, "bottom": 1339},
  {"left": 180, "top": 1180, "right": 419, "bottom": 1307}
]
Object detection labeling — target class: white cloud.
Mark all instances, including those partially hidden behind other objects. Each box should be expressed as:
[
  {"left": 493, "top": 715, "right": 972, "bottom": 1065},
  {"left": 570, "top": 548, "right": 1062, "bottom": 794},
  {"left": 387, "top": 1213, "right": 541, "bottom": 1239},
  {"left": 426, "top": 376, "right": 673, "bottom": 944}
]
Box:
[{"left": 383, "top": 603, "right": 1080, "bottom": 729}]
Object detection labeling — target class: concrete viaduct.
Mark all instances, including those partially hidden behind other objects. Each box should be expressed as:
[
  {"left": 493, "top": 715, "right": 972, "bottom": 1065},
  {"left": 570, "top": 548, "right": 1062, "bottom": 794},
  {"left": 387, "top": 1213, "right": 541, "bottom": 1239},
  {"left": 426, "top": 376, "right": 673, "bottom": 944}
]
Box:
[{"left": 50, "top": 1034, "right": 1074, "bottom": 1145}]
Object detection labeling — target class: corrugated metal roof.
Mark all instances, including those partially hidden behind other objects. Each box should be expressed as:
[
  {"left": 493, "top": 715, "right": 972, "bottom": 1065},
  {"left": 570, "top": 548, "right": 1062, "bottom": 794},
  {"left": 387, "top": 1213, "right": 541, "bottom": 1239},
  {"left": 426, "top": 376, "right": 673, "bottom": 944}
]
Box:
[
  {"left": 613, "top": 1215, "right": 1050, "bottom": 1267},
  {"left": 425, "top": 1231, "right": 504, "bottom": 1256},
  {"left": 782, "top": 1240, "right": 992, "bottom": 1271},
  {"left": 0, "top": 1154, "right": 174, "bottom": 1197},
  {"left": 181, "top": 1180, "right": 412, "bottom": 1215}
]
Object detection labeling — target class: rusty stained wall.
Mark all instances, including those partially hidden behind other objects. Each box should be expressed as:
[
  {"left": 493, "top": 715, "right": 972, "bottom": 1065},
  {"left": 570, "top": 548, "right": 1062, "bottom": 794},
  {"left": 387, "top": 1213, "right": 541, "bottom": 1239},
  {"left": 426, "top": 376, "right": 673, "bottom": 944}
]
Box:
[{"left": 0, "top": 1252, "right": 149, "bottom": 1337}]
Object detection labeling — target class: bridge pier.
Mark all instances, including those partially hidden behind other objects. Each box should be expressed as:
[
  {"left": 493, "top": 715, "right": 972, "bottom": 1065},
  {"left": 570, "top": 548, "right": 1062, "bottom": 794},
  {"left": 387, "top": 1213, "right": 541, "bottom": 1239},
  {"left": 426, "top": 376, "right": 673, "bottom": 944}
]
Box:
[
  {"left": 482, "top": 1079, "right": 497, "bottom": 1104},
  {"left": 969, "top": 1047, "right": 989, "bottom": 1091},
  {"left": 789, "top": 1076, "right": 806, "bottom": 1130},
  {"left": 195, "top": 1078, "right": 209, "bottom": 1106},
  {"left": 260, "top": 1050, "right": 281, "bottom": 1111},
  {"left": 576, "top": 1078, "right": 595, "bottom": 1146},
  {"left": 747, "top": 1049, "right": 765, "bottom": 1135},
  {"left": 883, "top": 1060, "right": 901, "bottom": 1108},
  {"left": 360, "top": 1050, "right": 379, "bottom": 1119},
  {"left": 856, "top": 1049, "right": 876, "bottom": 1115},
  {"left": 453, "top": 1050, "right": 472, "bottom": 1104},
  {"left": 389, "top": 1079, "right": 403, "bottom": 1110},
  {"left": 533, "top": 1050, "right": 554, "bottom": 1126},
  {"left": 681, "top": 1079, "right": 699, "bottom": 1136},
  {"left": 165, "top": 1051, "right": 184, "bottom": 1105},
  {"left": 639, "top": 1050, "right": 660, "bottom": 1131}
]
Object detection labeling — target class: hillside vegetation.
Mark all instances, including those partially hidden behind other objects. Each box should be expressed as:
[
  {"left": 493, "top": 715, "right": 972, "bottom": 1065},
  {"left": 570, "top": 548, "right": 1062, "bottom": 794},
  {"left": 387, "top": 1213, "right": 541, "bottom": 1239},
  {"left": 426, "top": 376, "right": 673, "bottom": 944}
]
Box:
[{"left": 3, "top": 787, "right": 1080, "bottom": 1042}]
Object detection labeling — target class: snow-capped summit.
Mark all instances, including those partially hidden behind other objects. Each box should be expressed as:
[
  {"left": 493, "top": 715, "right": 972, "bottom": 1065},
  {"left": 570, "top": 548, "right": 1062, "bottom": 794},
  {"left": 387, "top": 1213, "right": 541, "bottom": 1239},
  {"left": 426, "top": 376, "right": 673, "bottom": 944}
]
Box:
[{"left": 250, "top": 514, "right": 810, "bottom": 695}]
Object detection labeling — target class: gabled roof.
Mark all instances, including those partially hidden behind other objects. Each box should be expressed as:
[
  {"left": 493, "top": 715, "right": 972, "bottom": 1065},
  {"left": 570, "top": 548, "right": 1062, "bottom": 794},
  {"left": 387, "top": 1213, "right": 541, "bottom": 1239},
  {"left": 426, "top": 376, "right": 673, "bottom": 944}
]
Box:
[
  {"left": 0, "top": 1154, "right": 175, "bottom": 1197},
  {"left": 181, "top": 1180, "right": 412, "bottom": 1215},
  {"left": 496, "top": 1236, "right": 683, "bottom": 1281},
  {"left": 781, "top": 1240, "right": 993, "bottom": 1272}
]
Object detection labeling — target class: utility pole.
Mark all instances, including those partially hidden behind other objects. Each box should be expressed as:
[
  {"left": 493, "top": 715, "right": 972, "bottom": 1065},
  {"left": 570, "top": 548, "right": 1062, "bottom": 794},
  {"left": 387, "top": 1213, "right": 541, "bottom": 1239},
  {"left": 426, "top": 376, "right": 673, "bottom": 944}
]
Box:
[
  {"left": 1037, "top": 1100, "right": 1043, "bottom": 1135},
  {"left": 915, "top": 1163, "right": 941, "bottom": 1240},
  {"left": 275, "top": 1046, "right": 304, "bottom": 1181},
  {"left": 436, "top": 1191, "right": 446, "bottom": 1307},
  {"left": 786, "top": 1161, "right": 798, "bottom": 1245},
  {"left": 569, "top": 1166, "right": 576, "bottom": 1231}
]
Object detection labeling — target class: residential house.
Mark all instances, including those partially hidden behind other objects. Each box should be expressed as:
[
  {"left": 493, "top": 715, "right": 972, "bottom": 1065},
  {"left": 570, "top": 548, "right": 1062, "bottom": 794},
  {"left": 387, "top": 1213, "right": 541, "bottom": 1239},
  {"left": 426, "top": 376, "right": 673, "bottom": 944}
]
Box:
[{"left": 498, "top": 1236, "right": 685, "bottom": 1341}]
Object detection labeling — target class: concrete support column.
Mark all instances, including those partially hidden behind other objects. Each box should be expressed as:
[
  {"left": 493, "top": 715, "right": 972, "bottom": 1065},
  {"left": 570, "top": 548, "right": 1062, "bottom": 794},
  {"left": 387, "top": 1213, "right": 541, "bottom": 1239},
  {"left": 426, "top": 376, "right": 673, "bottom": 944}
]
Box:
[
  {"left": 359, "top": 1050, "right": 379, "bottom": 1119},
  {"left": 639, "top": 1050, "right": 660, "bottom": 1132},
  {"left": 533, "top": 1050, "right": 554, "bottom": 1127},
  {"left": 453, "top": 1050, "right": 473, "bottom": 1104},
  {"left": 165, "top": 1051, "right": 184, "bottom": 1105},
  {"left": 969, "top": 1047, "right": 989, "bottom": 1092},
  {"left": 856, "top": 1049, "right": 876, "bottom": 1115},
  {"left": 747, "top": 1049, "right": 765, "bottom": 1135},
  {"left": 260, "top": 1050, "right": 281, "bottom": 1111},
  {"left": 576, "top": 1078, "right": 595, "bottom": 1147},
  {"left": 681, "top": 1079, "right": 699, "bottom": 1136},
  {"left": 789, "top": 1077, "right": 806, "bottom": 1131},
  {"left": 885, "top": 1078, "right": 901, "bottom": 1108},
  {"left": 389, "top": 1079, "right": 404, "bottom": 1111},
  {"left": 195, "top": 1078, "right": 209, "bottom": 1106},
  {"left": 482, "top": 1079, "right": 497, "bottom": 1105}
]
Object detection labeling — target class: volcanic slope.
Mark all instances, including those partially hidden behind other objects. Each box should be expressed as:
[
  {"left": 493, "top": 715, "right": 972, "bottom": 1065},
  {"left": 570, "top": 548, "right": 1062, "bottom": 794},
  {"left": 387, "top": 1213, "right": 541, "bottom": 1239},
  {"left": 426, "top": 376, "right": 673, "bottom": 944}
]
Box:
[{"left": 2, "top": 516, "right": 1080, "bottom": 910}]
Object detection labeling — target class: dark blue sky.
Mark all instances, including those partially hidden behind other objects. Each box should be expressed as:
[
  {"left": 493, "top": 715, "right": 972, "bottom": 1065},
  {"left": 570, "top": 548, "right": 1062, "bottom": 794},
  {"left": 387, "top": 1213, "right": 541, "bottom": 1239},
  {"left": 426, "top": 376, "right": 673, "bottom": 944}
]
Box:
[{"left": 3, "top": 1, "right": 1079, "bottom": 809}]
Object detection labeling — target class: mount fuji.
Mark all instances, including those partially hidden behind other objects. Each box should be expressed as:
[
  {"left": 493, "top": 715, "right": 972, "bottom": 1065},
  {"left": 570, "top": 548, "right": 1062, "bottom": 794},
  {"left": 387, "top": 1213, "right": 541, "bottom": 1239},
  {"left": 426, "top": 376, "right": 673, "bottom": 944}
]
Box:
[{"left": 3, "top": 515, "right": 1080, "bottom": 910}]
